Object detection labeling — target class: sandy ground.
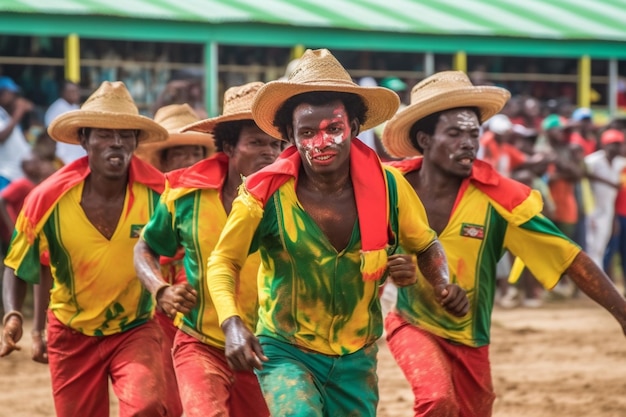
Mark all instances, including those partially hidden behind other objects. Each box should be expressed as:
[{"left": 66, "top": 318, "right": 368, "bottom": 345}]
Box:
[{"left": 1, "top": 296, "right": 625, "bottom": 417}]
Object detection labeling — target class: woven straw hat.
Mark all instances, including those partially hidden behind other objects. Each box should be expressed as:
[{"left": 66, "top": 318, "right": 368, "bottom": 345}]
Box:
[
  {"left": 182, "top": 81, "right": 265, "bottom": 134},
  {"left": 135, "top": 103, "right": 216, "bottom": 168},
  {"left": 48, "top": 81, "right": 168, "bottom": 145},
  {"left": 383, "top": 71, "right": 510, "bottom": 158},
  {"left": 250, "top": 49, "right": 400, "bottom": 139}
]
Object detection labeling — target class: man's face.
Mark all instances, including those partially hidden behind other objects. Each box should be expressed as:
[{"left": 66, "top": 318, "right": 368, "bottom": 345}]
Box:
[
  {"left": 81, "top": 128, "right": 138, "bottom": 179},
  {"left": 421, "top": 108, "right": 480, "bottom": 178},
  {"left": 289, "top": 100, "right": 355, "bottom": 175},
  {"left": 225, "top": 124, "right": 281, "bottom": 177},
  {"left": 63, "top": 83, "right": 80, "bottom": 105},
  {"left": 161, "top": 145, "right": 205, "bottom": 172},
  {"left": 0, "top": 90, "right": 16, "bottom": 109}
]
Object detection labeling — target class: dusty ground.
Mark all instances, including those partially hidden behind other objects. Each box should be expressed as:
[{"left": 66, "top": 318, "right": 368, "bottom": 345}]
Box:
[{"left": 1, "top": 296, "right": 624, "bottom": 417}]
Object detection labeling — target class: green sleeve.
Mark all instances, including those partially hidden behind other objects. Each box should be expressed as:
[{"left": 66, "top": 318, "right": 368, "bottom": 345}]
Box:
[{"left": 141, "top": 198, "right": 179, "bottom": 257}]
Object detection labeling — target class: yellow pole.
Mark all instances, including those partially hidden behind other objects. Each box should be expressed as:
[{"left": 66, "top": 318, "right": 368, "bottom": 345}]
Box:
[
  {"left": 291, "top": 44, "right": 305, "bottom": 60},
  {"left": 453, "top": 51, "right": 467, "bottom": 73},
  {"left": 64, "top": 34, "right": 80, "bottom": 83},
  {"left": 578, "top": 55, "right": 591, "bottom": 108}
]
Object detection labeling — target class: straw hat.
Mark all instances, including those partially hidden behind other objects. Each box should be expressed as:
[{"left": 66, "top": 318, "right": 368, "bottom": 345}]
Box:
[
  {"left": 250, "top": 49, "right": 400, "bottom": 139},
  {"left": 135, "top": 103, "right": 215, "bottom": 168},
  {"left": 48, "top": 81, "right": 168, "bottom": 145},
  {"left": 383, "top": 71, "right": 510, "bottom": 158},
  {"left": 182, "top": 81, "right": 265, "bottom": 134}
]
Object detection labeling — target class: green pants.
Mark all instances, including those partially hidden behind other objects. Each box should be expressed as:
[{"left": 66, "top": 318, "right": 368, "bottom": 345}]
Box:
[{"left": 255, "top": 336, "right": 379, "bottom": 417}]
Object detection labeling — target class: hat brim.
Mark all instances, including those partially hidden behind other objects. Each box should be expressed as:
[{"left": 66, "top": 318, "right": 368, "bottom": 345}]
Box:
[
  {"left": 137, "top": 132, "right": 215, "bottom": 153},
  {"left": 181, "top": 111, "right": 253, "bottom": 134},
  {"left": 382, "top": 86, "right": 510, "bottom": 158},
  {"left": 48, "top": 110, "right": 168, "bottom": 145},
  {"left": 251, "top": 81, "right": 400, "bottom": 139}
]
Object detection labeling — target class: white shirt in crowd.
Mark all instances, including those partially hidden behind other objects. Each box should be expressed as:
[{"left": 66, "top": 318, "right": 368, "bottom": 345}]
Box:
[
  {"left": 45, "top": 98, "right": 85, "bottom": 164},
  {"left": 0, "top": 106, "right": 31, "bottom": 182}
]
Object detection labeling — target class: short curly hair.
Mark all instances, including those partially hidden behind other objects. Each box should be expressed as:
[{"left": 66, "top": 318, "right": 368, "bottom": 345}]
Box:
[
  {"left": 212, "top": 119, "right": 257, "bottom": 152},
  {"left": 273, "top": 91, "right": 368, "bottom": 141}
]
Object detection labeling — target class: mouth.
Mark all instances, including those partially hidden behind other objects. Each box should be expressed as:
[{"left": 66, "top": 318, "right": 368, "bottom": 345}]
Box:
[
  {"left": 455, "top": 154, "right": 475, "bottom": 167},
  {"left": 310, "top": 152, "right": 337, "bottom": 163},
  {"left": 106, "top": 154, "right": 125, "bottom": 167}
]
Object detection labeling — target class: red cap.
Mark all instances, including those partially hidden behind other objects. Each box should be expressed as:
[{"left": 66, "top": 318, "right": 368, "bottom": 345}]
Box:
[{"left": 601, "top": 129, "right": 625, "bottom": 146}]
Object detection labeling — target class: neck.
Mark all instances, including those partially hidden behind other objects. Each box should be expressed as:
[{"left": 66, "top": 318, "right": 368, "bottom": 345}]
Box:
[
  {"left": 299, "top": 163, "right": 351, "bottom": 194},
  {"left": 222, "top": 169, "right": 242, "bottom": 199},
  {"left": 418, "top": 159, "right": 464, "bottom": 196},
  {"left": 84, "top": 172, "right": 128, "bottom": 199}
]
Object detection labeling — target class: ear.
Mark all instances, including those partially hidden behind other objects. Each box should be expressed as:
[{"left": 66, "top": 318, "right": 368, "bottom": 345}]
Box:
[
  {"left": 222, "top": 142, "right": 234, "bottom": 158},
  {"left": 416, "top": 131, "right": 430, "bottom": 152},
  {"left": 286, "top": 125, "right": 295, "bottom": 144},
  {"left": 79, "top": 132, "right": 88, "bottom": 150},
  {"left": 350, "top": 118, "right": 360, "bottom": 138}
]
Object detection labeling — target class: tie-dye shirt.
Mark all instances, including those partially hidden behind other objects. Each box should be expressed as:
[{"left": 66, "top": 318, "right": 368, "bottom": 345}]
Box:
[
  {"left": 5, "top": 181, "right": 159, "bottom": 336},
  {"left": 142, "top": 182, "right": 261, "bottom": 349},
  {"left": 208, "top": 167, "right": 436, "bottom": 356},
  {"left": 393, "top": 159, "right": 580, "bottom": 347}
]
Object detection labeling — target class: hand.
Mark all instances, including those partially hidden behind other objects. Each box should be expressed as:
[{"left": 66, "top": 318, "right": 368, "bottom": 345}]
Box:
[
  {"left": 387, "top": 254, "right": 417, "bottom": 287},
  {"left": 156, "top": 283, "right": 198, "bottom": 319},
  {"left": 31, "top": 330, "right": 48, "bottom": 364},
  {"left": 222, "top": 316, "right": 267, "bottom": 371},
  {"left": 0, "top": 315, "right": 24, "bottom": 357},
  {"left": 434, "top": 284, "right": 470, "bottom": 317},
  {"left": 14, "top": 97, "right": 34, "bottom": 117}
]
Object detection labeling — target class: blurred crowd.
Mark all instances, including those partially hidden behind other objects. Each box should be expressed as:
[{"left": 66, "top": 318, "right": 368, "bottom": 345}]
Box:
[{"left": 2, "top": 68, "right": 626, "bottom": 311}]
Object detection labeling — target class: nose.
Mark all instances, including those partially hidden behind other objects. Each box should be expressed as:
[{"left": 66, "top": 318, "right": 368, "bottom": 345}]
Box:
[
  {"left": 260, "top": 142, "right": 279, "bottom": 156},
  {"left": 459, "top": 134, "right": 478, "bottom": 150},
  {"left": 111, "top": 130, "right": 124, "bottom": 146}
]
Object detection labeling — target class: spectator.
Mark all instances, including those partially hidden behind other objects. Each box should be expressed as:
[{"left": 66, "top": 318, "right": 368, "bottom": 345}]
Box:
[
  {"left": 44, "top": 80, "right": 85, "bottom": 164},
  {"left": 0, "top": 76, "right": 32, "bottom": 190},
  {"left": 585, "top": 129, "right": 626, "bottom": 267},
  {"left": 569, "top": 107, "right": 598, "bottom": 156}
]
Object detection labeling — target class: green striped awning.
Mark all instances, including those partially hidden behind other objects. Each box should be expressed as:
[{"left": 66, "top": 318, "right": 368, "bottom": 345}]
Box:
[{"left": 2, "top": 0, "right": 626, "bottom": 42}]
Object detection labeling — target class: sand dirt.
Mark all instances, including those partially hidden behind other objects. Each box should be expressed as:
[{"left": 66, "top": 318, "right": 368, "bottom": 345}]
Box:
[{"left": 1, "top": 296, "right": 624, "bottom": 417}]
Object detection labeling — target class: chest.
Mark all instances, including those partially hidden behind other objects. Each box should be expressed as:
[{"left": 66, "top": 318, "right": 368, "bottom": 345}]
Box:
[
  {"left": 80, "top": 195, "right": 126, "bottom": 240},
  {"left": 296, "top": 187, "right": 357, "bottom": 252}
]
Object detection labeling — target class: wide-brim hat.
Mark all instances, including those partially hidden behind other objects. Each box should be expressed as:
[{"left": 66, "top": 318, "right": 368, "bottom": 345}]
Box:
[
  {"left": 250, "top": 49, "right": 400, "bottom": 139},
  {"left": 383, "top": 71, "right": 510, "bottom": 158},
  {"left": 182, "top": 81, "right": 265, "bottom": 134},
  {"left": 48, "top": 81, "right": 168, "bottom": 145},
  {"left": 135, "top": 103, "right": 215, "bottom": 168}
]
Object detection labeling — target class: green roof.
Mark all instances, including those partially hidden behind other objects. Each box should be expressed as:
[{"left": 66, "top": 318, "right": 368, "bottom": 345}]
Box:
[
  {"left": 2, "top": 0, "right": 626, "bottom": 41},
  {"left": 1, "top": 0, "right": 625, "bottom": 60}
]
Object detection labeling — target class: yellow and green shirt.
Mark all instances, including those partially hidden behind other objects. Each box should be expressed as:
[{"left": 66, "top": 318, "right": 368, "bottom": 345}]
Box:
[
  {"left": 391, "top": 158, "right": 581, "bottom": 347},
  {"left": 208, "top": 162, "right": 436, "bottom": 356},
  {"left": 6, "top": 181, "right": 160, "bottom": 336},
  {"left": 141, "top": 154, "right": 260, "bottom": 349}
]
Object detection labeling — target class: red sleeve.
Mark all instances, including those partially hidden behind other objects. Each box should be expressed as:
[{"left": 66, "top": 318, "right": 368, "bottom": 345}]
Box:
[
  {"left": 505, "top": 144, "right": 527, "bottom": 170},
  {"left": 1, "top": 179, "right": 34, "bottom": 206}
]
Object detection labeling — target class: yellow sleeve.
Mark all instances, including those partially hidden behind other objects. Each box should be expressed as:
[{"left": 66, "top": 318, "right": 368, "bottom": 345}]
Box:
[
  {"left": 504, "top": 214, "right": 581, "bottom": 289},
  {"left": 206, "top": 190, "right": 264, "bottom": 325},
  {"left": 392, "top": 168, "right": 437, "bottom": 254}
]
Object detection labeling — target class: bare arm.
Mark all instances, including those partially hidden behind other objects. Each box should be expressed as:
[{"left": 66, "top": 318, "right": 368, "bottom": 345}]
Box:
[
  {"left": 31, "top": 265, "right": 52, "bottom": 364},
  {"left": 133, "top": 238, "right": 197, "bottom": 318},
  {"left": 1, "top": 267, "right": 28, "bottom": 357},
  {"left": 416, "top": 241, "right": 469, "bottom": 316},
  {"left": 566, "top": 251, "right": 626, "bottom": 335},
  {"left": 0, "top": 98, "right": 32, "bottom": 144},
  {"left": 0, "top": 197, "right": 14, "bottom": 234}
]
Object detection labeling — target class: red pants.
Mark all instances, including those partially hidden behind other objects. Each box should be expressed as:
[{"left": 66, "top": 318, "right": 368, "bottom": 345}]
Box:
[
  {"left": 155, "top": 310, "right": 184, "bottom": 416},
  {"left": 46, "top": 310, "right": 178, "bottom": 417},
  {"left": 172, "top": 330, "right": 269, "bottom": 417},
  {"left": 385, "top": 311, "right": 495, "bottom": 417}
]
